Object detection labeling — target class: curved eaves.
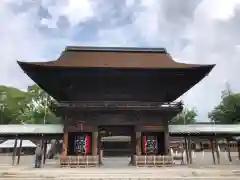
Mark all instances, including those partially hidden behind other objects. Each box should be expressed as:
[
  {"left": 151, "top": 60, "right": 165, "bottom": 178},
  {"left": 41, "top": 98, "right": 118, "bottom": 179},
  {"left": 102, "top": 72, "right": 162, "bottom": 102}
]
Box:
[
  {"left": 170, "top": 64, "right": 215, "bottom": 101},
  {"left": 17, "top": 61, "right": 63, "bottom": 101},
  {"left": 17, "top": 61, "right": 215, "bottom": 102}
]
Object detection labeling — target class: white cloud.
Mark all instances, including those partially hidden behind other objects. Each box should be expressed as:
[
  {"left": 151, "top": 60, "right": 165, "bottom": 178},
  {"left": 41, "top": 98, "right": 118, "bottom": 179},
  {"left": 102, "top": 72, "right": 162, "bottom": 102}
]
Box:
[
  {"left": 179, "top": 0, "right": 240, "bottom": 120},
  {"left": 197, "top": 0, "right": 239, "bottom": 21},
  {"left": 0, "top": 1, "right": 47, "bottom": 89},
  {"left": 1, "top": 0, "right": 240, "bottom": 121},
  {"left": 41, "top": 0, "right": 94, "bottom": 28}
]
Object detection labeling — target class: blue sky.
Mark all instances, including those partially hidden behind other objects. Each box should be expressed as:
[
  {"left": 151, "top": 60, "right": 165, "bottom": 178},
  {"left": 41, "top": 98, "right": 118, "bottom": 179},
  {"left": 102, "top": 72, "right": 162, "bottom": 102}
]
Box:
[{"left": 1, "top": 0, "right": 240, "bottom": 121}]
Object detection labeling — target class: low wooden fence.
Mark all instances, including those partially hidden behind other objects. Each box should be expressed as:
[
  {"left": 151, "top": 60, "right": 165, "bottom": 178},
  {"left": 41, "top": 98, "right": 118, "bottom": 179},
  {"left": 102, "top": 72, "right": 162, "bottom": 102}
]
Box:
[
  {"left": 135, "top": 155, "right": 174, "bottom": 167},
  {"left": 60, "top": 155, "right": 98, "bottom": 167}
]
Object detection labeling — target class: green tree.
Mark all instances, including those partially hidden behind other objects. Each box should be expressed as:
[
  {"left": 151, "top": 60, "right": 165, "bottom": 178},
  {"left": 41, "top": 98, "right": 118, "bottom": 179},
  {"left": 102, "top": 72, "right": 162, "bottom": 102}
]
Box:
[
  {"left": 0, "top": 84, "right": 62, "bottom": 124},
  {"left": 20, "top": 84, "right": 61, "bottom": 124},
  {"left": 208, "top": 88, "right": 240, "bottom": 124},
  {"left": 170, "top": 108, "right": 197, "bottom": 125},
  {"left": 0, "top": 85, "right": 28, "bottom": 124}
]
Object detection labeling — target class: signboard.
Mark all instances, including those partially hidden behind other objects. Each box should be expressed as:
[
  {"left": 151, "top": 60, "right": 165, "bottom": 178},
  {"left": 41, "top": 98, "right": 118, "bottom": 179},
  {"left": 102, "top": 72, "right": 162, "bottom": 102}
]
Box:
[{"left": 137, "top": 125, "right": 164, "bottom": 132}]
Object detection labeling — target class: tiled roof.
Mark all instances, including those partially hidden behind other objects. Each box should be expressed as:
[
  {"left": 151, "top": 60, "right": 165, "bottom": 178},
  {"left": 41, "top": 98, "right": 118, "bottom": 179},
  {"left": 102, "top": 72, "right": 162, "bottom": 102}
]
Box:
[{"left": 17, "top": 46, "right": 215, "bottom": 69}]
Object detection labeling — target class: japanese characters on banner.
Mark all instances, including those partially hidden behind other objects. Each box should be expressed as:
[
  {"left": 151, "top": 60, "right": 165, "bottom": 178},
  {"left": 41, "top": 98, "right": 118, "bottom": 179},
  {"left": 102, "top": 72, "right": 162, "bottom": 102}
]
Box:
[
  {"left": 74, "top": 135, "right": 90, "bottom": 154},
  {"left": 142, "top": 135, "right": 158, "bottom": 154}
]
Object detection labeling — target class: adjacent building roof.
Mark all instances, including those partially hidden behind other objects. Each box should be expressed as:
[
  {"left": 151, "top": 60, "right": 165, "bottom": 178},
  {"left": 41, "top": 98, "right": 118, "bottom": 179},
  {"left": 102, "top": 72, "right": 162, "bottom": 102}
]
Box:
[
  {"left": 0, "top": 124, "right": 63, "bottom": 134},
  {"left": 169, "top": 124, "right": 240, "bottom": 135},
  {"left": 0, "top": 124, "right": 239, "bottom": 136},
  {"left": 0, "top": 139, "right": 36, "bottom": 148}
]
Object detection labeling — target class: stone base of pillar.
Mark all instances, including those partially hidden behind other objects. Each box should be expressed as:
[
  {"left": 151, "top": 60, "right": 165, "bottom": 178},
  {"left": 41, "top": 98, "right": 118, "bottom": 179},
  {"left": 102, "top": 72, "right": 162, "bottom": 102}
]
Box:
[
  {"left": 128, "top": 156, "right": 133, "bottom": 165},
  {"left": 128, "top": 155, "right": 136, "bottom": 166}
]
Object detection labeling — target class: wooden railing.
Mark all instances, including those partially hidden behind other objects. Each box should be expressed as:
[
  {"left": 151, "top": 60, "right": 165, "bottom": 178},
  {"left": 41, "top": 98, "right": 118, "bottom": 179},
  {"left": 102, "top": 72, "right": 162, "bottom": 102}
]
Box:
[
  {"left": 135, "top": 155, "right": 174, "bottom": 167},
  {"left": 60, "top": 155, "right": 98, "bottom": 167},
  {"left": 56, "top": 101, "right": 183, "bottom": 111}
]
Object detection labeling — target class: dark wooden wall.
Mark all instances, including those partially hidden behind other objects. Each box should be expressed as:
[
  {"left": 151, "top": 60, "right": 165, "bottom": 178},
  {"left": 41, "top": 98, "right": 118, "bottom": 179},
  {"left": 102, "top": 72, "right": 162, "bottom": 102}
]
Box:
[{"left": 65, "top": 111, "right": 172, "bottom": 128}]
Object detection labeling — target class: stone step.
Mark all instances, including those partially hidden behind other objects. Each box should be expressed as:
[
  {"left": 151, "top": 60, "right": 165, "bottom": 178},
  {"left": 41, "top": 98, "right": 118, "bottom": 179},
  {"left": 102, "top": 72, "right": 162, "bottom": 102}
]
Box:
[
  {"left": 0, "top": 172, "right": 239, "bottom": 180},
  {"left": 0, "top": 175, "right": 239, "bottom": 180},
  {"left": 1, "top": 167, "right": 239, "bottom": 179}
]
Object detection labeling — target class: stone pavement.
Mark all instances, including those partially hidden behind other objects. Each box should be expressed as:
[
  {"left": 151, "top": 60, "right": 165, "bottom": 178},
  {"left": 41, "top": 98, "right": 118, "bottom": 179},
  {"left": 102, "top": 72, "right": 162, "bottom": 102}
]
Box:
[
  {"left": 0, "top": 165, "right": 240, "bottom": 179},
  {"left": 0, "top": 155, "right": 239, "bottom": 179}
]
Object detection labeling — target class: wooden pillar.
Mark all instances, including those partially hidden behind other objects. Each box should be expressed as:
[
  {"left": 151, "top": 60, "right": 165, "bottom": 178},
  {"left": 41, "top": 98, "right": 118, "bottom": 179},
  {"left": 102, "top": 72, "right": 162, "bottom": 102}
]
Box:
[
  {"left": 129, "top": 128, "right": 136, "bottom": 165},
  {"left": 210, "top": 139, "right": 216, "bottom": 164},
  {"left": 43, "top": 140, "right": 47, "bottom": 164},
  {"left": 40, "top": 139, "right": 44, "bottom": 167},
  {"left": 92, "top": 131, "right": 98, "bottom": 155},
  {"left": 62, "top": 132, "right": 68, "bottom": 157},
  {"left": 136, "top": 132, "right": 141, "bottom": 156},
  {"left": 97, "top": 131, "right": 103, "bottom": 165},
  {"left": 184, "top": 137, "right": 189, "bottom": 164},
  {"left": 12, "top": 136, "right": 18, "bottom": 166},
  {"left": 17, "top": 140, "right": 22, "bottom": 165},
  {"left": 164, "top": 122, "right": 170, "bottom": 155},
  {"left": 200, "top": 141, "right": 203, "bottom": 151},
  {"left": 215, "top": 139, "right": 220, "bottom": 164},
  {"left": 237, "top": 140, "right": 240, "bottom": 160},
  {"left": 188, "top": 138, "right": 192, "bottom": 164},
  {"left": 226, "top": 138, "right": 232, "bottom": 162}
]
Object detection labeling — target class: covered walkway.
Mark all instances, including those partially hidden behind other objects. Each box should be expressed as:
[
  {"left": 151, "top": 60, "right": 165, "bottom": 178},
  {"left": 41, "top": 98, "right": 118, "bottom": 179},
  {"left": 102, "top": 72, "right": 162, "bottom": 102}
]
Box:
[
  {"left": 0, "top": 124, "right": 240, "bottom": 137},
  {"left": 0, "top": 124, "right": 239, "bottom": 166}
]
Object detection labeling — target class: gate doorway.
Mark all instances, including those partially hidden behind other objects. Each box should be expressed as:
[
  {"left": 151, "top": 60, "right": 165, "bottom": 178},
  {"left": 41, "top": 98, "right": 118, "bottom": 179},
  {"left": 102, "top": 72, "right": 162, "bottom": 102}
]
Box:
[
  {"left": 98, "top": 125, "right": 134, "bottom": 166},
  {"left": 101, "top": 136, "right": 131, "bottom": 157}
]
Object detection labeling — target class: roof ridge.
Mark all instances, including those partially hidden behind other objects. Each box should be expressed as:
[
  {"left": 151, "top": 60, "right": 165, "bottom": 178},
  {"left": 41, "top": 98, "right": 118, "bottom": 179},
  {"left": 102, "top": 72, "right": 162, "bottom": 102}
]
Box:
[{"left": 65, "top": 46, "right": 167, "bottom": 53}]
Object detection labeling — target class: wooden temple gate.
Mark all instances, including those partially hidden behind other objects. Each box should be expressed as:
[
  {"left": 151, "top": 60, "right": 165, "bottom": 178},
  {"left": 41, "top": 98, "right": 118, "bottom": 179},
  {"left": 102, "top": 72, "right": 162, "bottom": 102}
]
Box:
[
  {"left": 16, "top": 46, "right": 215, "bottom": 167},
  {"left": 59, "top": 101, "right": 180, "bottom": 167}
]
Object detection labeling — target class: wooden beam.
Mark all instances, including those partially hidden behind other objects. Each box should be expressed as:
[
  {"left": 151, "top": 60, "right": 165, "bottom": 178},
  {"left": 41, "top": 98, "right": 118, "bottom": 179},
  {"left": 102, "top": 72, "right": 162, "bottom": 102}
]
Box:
[
  {"left": 92, "top": 131, "right": 98, "bottom": 155},
  {"left": 17, "top": 140, "right": 22, "bottom": 165},
  {"left": 136, "top": 132, "right": 141, "bottom": 156},
  {"left": 188, "top": 139, "right": 192, "bottom": 164},
  {"left": 164, "top": 122, "right": 170, "bottom": 155},
  {"left": 226, "top": 138, "right": 232, "bottom": 162},
  {"left": 62, "top": 132, "right": 68, "bottom": 157},
  {"left": 184, "top": 137, "right": 189, "bottom": 164},
  {"left": 210, "top": 139, "right": 216, "bottom": 165},
  {"left": 215, "top": 139, "right": 220, "bottom": 164},
  {"left": 237, "top": 140, "right": 240, "bottom": 160},
  {"left": 43, "top": 140, "right": 47, "bottom": 164},
  {"left": 12, "top": 136, "right": 18, "bottom": 166},
  {"left": 97, "top": 130, "right": 103, "bottom": 165},
  {"left": 129, "top": 128, "right": 136, "bottom": 166}
]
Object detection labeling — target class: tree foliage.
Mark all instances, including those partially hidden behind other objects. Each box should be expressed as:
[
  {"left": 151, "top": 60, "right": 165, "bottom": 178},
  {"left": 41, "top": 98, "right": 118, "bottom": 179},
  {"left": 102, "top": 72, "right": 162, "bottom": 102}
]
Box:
[
  {"left": 170, "top": 108, "right": 197, "bottom": 125},
  {"left": 0, "top": 85, "right": 28, "bottom": 124},
  {"left": 0, "top": 84, "right": 61, "bottom": 124},
  {"left": 20, "top": 84, "right": 61, "bottom": 124},
  {"left": 208, "top": 88, "right": 240, "bottom": 124}
]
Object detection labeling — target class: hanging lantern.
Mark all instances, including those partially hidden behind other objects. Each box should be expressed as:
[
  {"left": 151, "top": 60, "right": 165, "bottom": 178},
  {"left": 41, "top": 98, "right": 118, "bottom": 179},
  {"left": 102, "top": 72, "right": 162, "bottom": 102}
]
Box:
[
  {"left": 76, "top": 121, "right": 84, "bottom": 132},
  {"left": 80, "top": 123, "right": 83, "bottom": 132}
]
